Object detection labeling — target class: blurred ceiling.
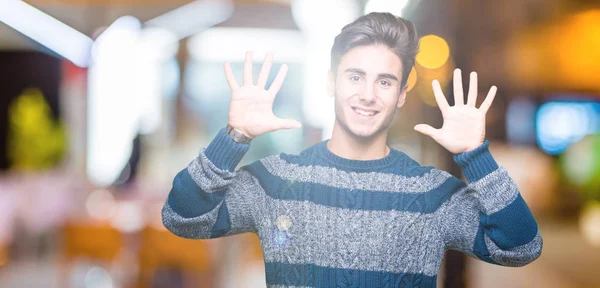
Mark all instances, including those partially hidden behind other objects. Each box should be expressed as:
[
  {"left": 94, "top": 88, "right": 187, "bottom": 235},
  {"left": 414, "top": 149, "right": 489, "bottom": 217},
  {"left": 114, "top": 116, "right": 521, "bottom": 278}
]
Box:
[
  {"left": 4, "top": 0, "right": 600, "bottom": 95},
  {"left": 0, "top": 0, "right": 296, "bottom": 49}
]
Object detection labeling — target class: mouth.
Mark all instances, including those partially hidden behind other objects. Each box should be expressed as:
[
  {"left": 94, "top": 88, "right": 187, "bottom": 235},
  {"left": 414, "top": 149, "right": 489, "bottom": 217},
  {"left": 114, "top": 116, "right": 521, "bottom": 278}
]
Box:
[{"left": 351, "top": 106, "right": 380, "bottom": 119}]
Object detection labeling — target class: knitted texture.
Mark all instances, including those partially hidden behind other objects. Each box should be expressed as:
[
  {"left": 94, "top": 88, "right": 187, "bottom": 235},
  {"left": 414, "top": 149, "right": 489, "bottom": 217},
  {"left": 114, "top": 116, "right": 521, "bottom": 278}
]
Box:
[{"left": 162, "top": 128, "right": 543, "bottom": 287}]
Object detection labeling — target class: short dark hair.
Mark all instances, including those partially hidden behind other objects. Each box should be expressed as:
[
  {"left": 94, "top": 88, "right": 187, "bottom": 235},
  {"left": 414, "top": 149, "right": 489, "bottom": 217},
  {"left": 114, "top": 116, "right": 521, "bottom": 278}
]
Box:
[{"left": 330, "top": 12, "right": 419, "bottom": 88}]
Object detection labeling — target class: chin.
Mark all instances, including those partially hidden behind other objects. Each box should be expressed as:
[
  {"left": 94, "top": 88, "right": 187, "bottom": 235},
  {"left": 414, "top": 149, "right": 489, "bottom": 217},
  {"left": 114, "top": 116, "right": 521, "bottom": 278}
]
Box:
[
  {"left": 350, "top": 129, "right": 375, "bottom": 138},
  {"left": 334, "top": 109, "right": 391, "bottom": 141},
  {"left": 347, "top": 125, "right": 383, "bottom": 140}
]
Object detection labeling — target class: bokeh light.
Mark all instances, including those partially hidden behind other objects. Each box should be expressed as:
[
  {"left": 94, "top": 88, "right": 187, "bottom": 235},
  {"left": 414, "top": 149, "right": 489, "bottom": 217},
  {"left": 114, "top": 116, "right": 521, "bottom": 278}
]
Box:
[
  {"left": 110, "top": 201, "right": 144, "bottom": 233},
  {"left": 580, "top": 201, "right": 600, "bottom": 248},
  {"left": 85, "top": 189, "right": 116, "bottom": 220},
  {"left": 561, "top": 133, "right": 600, "bottom": 199},
  {"left": 84, "top": 266, "right": 114, "bottom": 288},
  {"left": 413, "top": 57, "right": 455, "bottom": 107},
  {"left": 536, "top": 101, "right": 600, "bottom": 155},
  {"left": 507, "top": 9, "right": 600, "bottom": 92},
  {"left": 553, "top": 10, "right": 600, "bottom": 91},
  {"left": 416, "top": 35, "right": 450, "bottom": 69}
]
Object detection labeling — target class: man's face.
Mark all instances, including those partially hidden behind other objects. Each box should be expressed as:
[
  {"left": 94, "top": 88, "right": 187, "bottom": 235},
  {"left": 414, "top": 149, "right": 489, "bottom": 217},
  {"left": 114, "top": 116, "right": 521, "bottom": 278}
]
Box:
[{"left": 330, "top": 44, "right": 407, "bottom": 140}]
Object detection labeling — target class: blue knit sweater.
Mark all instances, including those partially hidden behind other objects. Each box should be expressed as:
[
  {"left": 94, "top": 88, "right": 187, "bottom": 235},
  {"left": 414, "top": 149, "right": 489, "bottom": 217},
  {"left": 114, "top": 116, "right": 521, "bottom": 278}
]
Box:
[{"left": 162, "top": 128, "right": 542, "bottom": 287}]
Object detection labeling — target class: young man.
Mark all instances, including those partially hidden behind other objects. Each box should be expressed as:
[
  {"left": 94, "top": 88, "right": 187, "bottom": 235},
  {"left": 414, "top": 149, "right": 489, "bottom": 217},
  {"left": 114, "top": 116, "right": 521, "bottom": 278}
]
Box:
[{"left": 162, "top": 12, "right": 542, "bottom": 287}]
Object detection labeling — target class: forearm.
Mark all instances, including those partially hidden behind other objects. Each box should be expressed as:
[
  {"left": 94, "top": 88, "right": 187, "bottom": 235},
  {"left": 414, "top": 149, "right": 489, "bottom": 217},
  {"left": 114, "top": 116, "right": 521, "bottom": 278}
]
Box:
[
  {"left": 448, "top": 140, "right": 542, "bottom": 266},
  {"left": 162, "top": 128, "right": 254, "bottom": 239},
  {"left": 466, "top": 168, "right": 542, "bottom": 266}
]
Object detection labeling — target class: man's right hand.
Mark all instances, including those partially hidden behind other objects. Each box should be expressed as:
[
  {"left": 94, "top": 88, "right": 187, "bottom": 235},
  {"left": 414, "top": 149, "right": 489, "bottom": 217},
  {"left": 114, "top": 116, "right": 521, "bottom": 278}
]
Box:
[{"left": 225, "top": 51, "right": 302, "bottom": 139}]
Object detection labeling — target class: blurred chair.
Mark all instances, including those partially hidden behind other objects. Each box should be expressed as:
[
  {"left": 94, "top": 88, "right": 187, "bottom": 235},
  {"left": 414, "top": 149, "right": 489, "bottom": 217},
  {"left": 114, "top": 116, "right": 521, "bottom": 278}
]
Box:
[
  {"left": 137, "top": 226, "right": 214, "bottom": 288},
  {"left": 59, "top": 221, "right": 123, "bottom": 287}
]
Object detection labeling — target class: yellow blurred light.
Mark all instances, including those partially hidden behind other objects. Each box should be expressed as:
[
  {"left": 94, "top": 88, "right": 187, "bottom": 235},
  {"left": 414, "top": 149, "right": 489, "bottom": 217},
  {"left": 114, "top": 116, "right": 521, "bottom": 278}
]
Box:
[
  {"left": 416, "top": 35, "right": 450, "bottom": 69},
  {"left": 406, "top": 67, "right": 417, "bottom": 92},
  {"left": 508, "top": 9, "right": 600, "bottom": 92},
  {"left": 580, "top": 201, "right": 600, "bottom": 248},
  {"left": 412, "top": 57, "right": 455, "bottom": 107},
  {"left": 506, "top": 29, "right": 548, "bottom": 90},
  {"left": 554, "top": 10, "right": 600, "bottom": 91}
]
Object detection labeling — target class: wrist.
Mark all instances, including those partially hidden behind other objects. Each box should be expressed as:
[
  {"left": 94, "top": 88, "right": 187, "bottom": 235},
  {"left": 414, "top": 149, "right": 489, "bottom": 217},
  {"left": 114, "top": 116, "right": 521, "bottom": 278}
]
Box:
[
  {"left": 227, "top": 121, "right": 253, "bottom": 138},
  {"left": 453, "top": 140, "right": 499, "bottom": 183},
  {"left": 226, "top": 124, "right": 253, "bottom": 144},
  {"left": 456, "top": 140, "right": 485, "bottom": 154},
  {"left": 205, "top": 128, "right": 251, "bottom": 171}
]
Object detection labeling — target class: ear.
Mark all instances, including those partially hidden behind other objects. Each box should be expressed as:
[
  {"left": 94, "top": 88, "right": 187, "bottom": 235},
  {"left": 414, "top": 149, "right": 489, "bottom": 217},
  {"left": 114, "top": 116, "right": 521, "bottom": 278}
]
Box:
[
  {"left": 397, "top": 84, "right": 408, "bottom": 108},
  {"left": 327, "top": 69, "right": 335, "bottom": 97}
]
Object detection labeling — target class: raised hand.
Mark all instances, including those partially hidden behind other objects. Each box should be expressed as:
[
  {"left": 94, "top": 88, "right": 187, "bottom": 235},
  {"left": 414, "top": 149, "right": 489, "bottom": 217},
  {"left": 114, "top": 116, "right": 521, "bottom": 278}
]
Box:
[
  {"left": 414, "top": 69, "right": 497, "bottom": 154},
  {"left": 225, "top": 51, "right": 302, "bottom": 139}
]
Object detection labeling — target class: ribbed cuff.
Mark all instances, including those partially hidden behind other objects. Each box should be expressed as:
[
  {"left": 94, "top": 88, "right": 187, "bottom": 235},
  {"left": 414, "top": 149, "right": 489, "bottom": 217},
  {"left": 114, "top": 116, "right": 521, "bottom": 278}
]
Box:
[
  {"left": 453, "top": 140, "right": 499, "bottom": 183},
  {"left": 204, "top": 128, "right": 250, "bottom": 171}
]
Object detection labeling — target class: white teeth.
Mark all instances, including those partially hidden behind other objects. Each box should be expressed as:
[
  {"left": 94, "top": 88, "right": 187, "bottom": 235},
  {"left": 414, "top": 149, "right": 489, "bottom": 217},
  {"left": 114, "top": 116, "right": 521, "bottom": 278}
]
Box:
[{"left": 353, "top": 108, "right": 377, "bottom": 116}]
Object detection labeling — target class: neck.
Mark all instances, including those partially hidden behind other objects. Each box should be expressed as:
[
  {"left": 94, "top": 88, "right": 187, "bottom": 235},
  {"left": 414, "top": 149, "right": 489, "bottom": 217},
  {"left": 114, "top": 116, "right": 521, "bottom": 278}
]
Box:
[{"left": 327, "top": 121, "right": 390, "bottom": 161}]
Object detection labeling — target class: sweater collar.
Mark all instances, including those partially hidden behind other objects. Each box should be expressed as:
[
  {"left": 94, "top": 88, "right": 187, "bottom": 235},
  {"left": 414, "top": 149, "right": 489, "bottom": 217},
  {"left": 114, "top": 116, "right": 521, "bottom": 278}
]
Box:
[{"left": 316, "top": 140, "right": 401, "bottom": 170}]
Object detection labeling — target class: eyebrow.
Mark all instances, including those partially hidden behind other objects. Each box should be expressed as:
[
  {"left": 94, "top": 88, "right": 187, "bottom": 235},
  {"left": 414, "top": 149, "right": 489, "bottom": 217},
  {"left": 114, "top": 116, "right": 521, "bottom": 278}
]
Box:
[{"left": 343, "top": 68, "right": 399, "bottom": 81}]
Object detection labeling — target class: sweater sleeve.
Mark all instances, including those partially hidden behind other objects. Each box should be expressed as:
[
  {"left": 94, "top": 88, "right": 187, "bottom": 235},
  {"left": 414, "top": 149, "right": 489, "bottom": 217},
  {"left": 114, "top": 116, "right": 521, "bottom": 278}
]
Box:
[
  {"left": 161, "top": 128, "right": 264, "bottom": 239},
  {"left": 438, "top": 140, "right": 543, "bottom": 267}
]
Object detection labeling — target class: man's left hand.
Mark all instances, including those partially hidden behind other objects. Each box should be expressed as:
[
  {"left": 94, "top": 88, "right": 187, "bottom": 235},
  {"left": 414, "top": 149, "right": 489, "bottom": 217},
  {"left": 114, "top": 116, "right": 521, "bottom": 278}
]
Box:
[{"left": 414, "top": 69, "right": 497, "bottom": 154}]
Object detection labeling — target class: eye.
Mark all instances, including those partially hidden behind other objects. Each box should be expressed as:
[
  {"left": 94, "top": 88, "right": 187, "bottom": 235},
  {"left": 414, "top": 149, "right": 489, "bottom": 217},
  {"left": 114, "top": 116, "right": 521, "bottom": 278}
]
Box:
[
  {"left": 379, "top": 80, "right": 391, "bottom": 86},
  {"left": 349, "top": 75, "right": 362, "bottom": 82}
]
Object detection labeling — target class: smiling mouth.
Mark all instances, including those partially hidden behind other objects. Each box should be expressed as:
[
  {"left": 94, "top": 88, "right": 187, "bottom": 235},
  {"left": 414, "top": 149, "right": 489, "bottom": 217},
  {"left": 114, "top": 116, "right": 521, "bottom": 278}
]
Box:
[{"left": 352, "top": 107, "right": 380, "bottom": 117}]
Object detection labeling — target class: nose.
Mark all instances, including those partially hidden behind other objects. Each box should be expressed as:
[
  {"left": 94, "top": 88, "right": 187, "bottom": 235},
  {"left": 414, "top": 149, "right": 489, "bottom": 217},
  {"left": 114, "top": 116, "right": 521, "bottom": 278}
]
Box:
[{"left": 359, "top": 82, "right": 376, "bottom": 103}]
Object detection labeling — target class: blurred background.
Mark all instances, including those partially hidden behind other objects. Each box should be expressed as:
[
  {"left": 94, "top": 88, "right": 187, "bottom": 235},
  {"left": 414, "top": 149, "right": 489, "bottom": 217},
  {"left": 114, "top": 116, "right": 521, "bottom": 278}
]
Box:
[{"left": 1, "top": 0, "right": 600, "bottom": 287}]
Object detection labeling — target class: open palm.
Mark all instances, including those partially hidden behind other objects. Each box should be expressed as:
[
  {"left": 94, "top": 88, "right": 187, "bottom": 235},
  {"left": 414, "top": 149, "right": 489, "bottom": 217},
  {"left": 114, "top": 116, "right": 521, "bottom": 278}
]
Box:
[
  {"left": 226, "top": 51, "right": 302, "bottom": 139},
  {"left": 414, "top": 69, "right": 497, "bottom": 154}
]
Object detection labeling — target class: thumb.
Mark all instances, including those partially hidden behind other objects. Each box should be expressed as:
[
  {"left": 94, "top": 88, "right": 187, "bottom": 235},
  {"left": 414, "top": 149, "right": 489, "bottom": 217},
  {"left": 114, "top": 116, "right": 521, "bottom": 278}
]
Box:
[
  {"left": 414, "top": 124, "right": 438, "bottom": 139},
  {"left": 276, "top": 118, "right": 303, "bottom": 130}
]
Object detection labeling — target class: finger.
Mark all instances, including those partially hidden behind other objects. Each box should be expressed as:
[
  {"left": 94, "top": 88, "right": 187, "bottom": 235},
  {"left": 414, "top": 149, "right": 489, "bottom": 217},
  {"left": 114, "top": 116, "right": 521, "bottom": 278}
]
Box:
[
  {"left": 414, "top": 124, "right": 439, "bottom": 139},
  {"left": 276, "top": 118, "right": 303, "bottom": 130},
  {"left": 453, "top": 68, "right": 464, "bottom": 106},
  {"left": 467, "top": 71, "right": 478, "bottom": 107},
  {"left": 243, "top": 51, "right": 253, "bottom": 86},
  {"left": 431, "top": 80, "right": 449, "bottom": 115},
  {"left": 479, "top": 85, "right": 497, "bottom": 114},
  {"left": 268, "top": 64, "right": 288, "bottom": 95},
  {"left": 257, "top": 52, "right": 274, "bottom": 88},
  {"left": 224, "top": 62, "right": 239, "bottom": 90}
]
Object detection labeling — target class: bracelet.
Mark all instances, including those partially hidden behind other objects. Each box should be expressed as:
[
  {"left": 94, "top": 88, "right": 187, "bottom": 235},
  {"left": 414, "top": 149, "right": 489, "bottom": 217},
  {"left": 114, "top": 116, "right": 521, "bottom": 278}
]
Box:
[{"left": 226, "top": 124, "right": 253, "bottom": 144}]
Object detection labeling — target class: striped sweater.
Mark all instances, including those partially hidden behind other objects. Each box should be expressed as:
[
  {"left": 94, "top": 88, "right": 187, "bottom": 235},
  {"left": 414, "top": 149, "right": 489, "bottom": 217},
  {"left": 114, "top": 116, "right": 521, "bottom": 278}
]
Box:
[{"left": 162, "top": 128, "right": 543, "bottom": 287}]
